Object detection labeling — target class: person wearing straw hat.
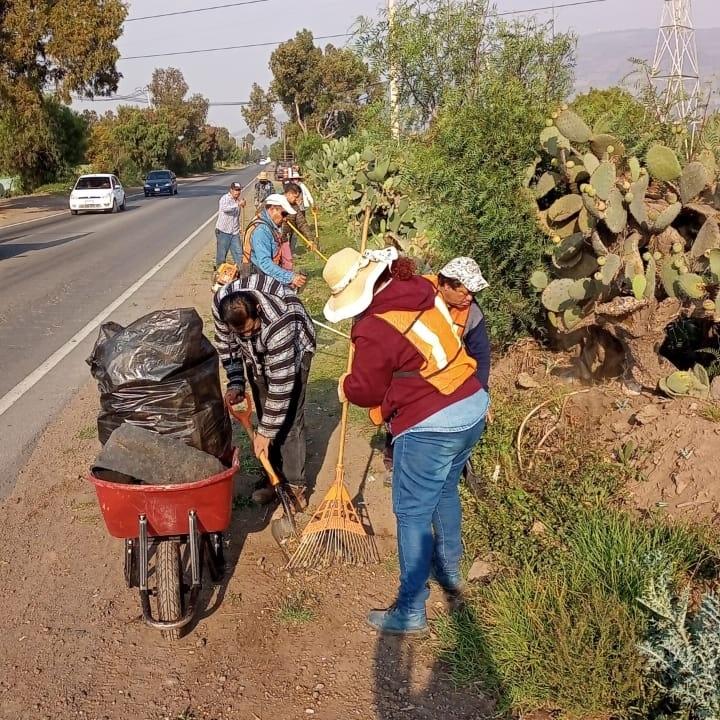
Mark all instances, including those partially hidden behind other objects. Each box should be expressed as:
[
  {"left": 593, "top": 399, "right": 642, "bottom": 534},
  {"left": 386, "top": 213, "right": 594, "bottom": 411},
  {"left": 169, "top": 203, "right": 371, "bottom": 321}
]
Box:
[
  {"left": 254, "top": 171, "right": 274, "bottom": 208},
  {"left": 380, "top": 257, "right": 492, "bottom": 476},
  {"left": 323, "top": 247, "right": 489, "bottom": 635}
]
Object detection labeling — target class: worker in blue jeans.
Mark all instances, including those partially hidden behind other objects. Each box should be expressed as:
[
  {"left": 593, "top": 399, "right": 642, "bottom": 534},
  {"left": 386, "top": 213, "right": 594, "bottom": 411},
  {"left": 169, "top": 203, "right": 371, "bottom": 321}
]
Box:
[
  {"left": 214, "top": 181, "right": 246, "bottom": 268},
  {"left": 322, "top": 246, "right": 488, "bottom": 635}
]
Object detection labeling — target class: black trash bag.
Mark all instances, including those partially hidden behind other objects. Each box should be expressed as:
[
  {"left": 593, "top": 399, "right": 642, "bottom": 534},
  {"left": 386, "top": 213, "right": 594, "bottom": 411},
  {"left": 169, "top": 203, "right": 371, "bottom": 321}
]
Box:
[{"left": 87, "top": 308, "right": 232, "bottom": 461}]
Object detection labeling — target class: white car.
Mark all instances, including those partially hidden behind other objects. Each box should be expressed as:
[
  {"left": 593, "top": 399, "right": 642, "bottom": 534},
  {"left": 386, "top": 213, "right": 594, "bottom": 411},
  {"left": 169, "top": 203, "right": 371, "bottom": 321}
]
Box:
[
  {"left": 259, "top": 157, "right": 271, "bottom": 166},
  {"left": 69, "top": 173, "right": 126, "bottom": 215}
]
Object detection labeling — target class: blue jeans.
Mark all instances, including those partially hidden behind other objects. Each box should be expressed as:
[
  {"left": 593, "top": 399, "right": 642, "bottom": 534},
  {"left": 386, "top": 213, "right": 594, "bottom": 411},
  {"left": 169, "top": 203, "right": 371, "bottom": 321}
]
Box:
[
  {"left": 215, "top": 229, "right": 242, "bottom": 267},
  {"left": 392, "top": 418, "right": 486, "bottom": 611}
]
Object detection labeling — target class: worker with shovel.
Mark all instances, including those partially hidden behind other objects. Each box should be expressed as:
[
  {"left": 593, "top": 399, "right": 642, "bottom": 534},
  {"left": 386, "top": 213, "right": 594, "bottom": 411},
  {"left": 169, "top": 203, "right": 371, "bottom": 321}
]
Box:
[
  {"left": 213, "top": 273, "right": 316, "bottom": 507},
  {"left": 322, "top": 247, "right": 489, "bottom": 635}
]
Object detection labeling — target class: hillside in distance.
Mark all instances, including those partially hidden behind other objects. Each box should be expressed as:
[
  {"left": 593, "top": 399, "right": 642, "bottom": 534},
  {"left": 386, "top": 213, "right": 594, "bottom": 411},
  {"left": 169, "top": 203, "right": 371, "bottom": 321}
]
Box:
[{"left": 575, "top": 28, "right": 720, "bottom": 94}]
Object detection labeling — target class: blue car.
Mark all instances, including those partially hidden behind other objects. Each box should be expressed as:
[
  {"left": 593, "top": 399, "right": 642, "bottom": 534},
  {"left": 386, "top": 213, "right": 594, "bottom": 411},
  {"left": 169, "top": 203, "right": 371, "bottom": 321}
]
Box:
[{"left": 144, "top": 170, "right": 178, "bottom": 197}]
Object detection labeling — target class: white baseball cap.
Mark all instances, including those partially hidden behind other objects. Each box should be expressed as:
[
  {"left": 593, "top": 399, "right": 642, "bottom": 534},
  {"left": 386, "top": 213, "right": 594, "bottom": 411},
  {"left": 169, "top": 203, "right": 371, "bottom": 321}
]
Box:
[{"left": 265, "top": 193, "right": 296, "bottom": 215}]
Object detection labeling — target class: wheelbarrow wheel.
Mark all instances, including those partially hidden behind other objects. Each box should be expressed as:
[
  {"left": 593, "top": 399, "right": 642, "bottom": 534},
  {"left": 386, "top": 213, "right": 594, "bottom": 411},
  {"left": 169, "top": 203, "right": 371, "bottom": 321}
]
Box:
[{"left": 156, "top": 540, "right": 183, "bottom": 640}]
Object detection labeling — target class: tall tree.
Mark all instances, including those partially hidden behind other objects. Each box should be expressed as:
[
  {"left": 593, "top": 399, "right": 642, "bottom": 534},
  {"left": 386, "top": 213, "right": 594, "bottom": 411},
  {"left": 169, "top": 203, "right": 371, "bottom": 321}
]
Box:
[
  {"left": 242, "top": 83, "right": 278, "bottom": 138},
  {"left": 148, "top": 67, "right": 189, "bottom": 108}
]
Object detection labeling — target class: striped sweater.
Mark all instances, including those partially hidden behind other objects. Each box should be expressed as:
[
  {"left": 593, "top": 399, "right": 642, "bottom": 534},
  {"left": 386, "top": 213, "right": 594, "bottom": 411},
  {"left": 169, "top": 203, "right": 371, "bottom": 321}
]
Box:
[{"left": 212, "top": 274, "right": 316, "bottom": 438}]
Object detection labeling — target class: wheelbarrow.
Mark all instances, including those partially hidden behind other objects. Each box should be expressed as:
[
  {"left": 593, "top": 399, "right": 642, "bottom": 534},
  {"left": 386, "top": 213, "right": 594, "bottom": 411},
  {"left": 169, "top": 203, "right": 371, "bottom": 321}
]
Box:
[{"left": 88, "top": 451, "right": 238, "bottom": 639}]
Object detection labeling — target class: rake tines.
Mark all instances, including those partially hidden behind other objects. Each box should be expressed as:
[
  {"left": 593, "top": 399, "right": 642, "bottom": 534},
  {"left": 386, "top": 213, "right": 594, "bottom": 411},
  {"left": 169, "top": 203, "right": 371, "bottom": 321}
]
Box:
[{"left": 286, "top": 469, "right": 378, "bottom": 570}]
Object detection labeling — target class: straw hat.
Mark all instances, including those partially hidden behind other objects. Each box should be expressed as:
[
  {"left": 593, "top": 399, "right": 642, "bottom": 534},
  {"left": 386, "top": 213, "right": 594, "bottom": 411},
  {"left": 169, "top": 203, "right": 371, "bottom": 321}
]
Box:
[
  {"left": 323, "top": 247, "right": 398, "bottom": 323},
  {"left": 258, "top": 171, "right": 269, "bottom": 181}
]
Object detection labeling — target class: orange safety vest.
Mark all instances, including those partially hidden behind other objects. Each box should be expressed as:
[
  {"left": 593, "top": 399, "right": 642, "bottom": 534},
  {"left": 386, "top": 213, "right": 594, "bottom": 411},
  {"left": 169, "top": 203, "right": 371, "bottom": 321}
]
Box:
[
  {"left": 367, "top": 294, "right": 477, "bottom": 426},
  {"left": 423, "top": 274, "right": 470, "bottom": 339},
  {"left": 242, "top": 216, "right": 282, "bottom": 266}
]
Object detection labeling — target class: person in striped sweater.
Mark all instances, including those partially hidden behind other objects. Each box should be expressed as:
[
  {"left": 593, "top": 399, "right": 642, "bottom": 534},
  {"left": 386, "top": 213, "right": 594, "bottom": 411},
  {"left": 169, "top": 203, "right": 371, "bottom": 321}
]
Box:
[{"left": 213, "top": 273, "right": 316, "bottom": 505}]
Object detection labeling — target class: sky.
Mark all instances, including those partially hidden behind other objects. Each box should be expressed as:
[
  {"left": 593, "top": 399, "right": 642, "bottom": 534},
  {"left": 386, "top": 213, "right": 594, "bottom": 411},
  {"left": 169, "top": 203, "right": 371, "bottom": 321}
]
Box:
[{"left": 72, "top": 0, "right": 719, "bottom": 138}]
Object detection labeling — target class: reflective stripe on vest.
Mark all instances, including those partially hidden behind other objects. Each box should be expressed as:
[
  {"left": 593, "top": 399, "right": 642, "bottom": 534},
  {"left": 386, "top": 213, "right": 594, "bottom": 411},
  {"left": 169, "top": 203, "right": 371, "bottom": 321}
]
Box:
[
  {"left": 242, "top": 217, "right": 282, "bottom": 266},
  {"left": 375, "top": 296, "right": 477, "bottom": 395},
  {"left": 423, "top": 274, "right": 470, "bottom": 338}
]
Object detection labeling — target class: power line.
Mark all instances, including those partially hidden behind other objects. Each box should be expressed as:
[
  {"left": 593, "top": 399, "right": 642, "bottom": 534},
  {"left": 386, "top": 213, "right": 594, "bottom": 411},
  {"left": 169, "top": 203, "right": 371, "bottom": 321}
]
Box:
[
  {"left": 119, "top": 33, "right": 351, "bottom": 61},
  {"left": 125, "top": 0, "right": 272, "bottom": 23},
  {"left": 496, "top": 0, "right": 610, "bottom": 15}
]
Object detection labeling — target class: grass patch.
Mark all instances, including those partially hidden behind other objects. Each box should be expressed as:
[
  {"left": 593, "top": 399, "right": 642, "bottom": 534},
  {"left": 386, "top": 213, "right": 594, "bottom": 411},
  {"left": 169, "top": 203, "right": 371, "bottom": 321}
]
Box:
[
  {"left": 77, "top": 424, "right": 98, "bottom": 440},
  {"left": 700, "top": 403, "right": 720, "bottom": 423},
  {"left": 276, "top": 589, "right": 315, "bottom": 625},
  {"left": 434, "top": 387, "right": 718, "bottom": 718}
]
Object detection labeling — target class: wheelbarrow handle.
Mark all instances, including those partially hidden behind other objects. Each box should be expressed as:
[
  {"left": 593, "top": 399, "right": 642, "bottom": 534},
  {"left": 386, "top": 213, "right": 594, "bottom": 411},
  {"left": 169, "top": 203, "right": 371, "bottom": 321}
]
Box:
[{"left": 225, "top": 395, "right": 282, "bottom": 488}]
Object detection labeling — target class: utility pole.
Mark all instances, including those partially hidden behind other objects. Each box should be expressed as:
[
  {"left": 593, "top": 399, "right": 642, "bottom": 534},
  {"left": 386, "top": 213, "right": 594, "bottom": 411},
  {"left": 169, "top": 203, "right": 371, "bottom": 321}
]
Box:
[
  {"left": 651, "top": 0, "right": 701, "bottom": 146},
  {"left": 388, "top": 0, "right": 400, "bottom": 140}
]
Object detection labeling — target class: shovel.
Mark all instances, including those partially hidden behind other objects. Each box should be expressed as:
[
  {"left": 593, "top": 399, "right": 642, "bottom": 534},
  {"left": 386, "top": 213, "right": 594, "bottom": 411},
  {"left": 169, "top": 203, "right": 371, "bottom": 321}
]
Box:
[{"left": 226, "top": 395, "right": 298, "bottom": 554}]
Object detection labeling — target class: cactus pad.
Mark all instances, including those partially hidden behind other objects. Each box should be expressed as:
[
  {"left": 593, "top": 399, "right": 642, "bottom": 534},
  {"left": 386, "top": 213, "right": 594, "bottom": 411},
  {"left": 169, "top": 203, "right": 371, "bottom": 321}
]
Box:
[
  {"left": 644, "top": 255, "right": 657, "bottom": 300},
  {"left": 697, "top": 149, "right": 718, "bottom": 180},
  {"left": 605, "top": 188, "right": 628, "bottom": 234},
  {"left": 646, "top": 145, "right": 682, "bottom": 182},
  {"left": 629, "top": 157, "right": 641, "bottom": 182},
  {"left": 583, "top": 152, "right": 600, "bottom": 175},
  {"left": 590, "top": 161, "right": 616, "bottom": 201},
  {"left": 590, "top": 134, "right": 624, "bottom": 159},
  {"left": 691, "top": 218, "right": 720, "bottom": 259},
  {"left": 708, "top": 248, "right": 720, "bottom": 279},
  {"left": 679, "top": 161, "right": 709, "bottom": 204},
  {"left": 535, "top": 172, "right": 558, "bottom": 199},
  {"left": 599, "top": 253, "right": 622, "bottom": 285},
  {"left": 563, "top": 305, "right": 584, "bottom": 330},
  {"left": 578, "top": 207, "right": 596, "bottom": 237},
  {"left": 631, "top": 275, "right": 647, "bottom": 301},
  {"left": 552, "top": 233, "right": 584, "bottom": 267},
  {"left": 530, "top": 270, "right": 549, "bottom": 291},
  {"left": 652, "top": 202, "right": 682, "bottom": 232},
  {"left": 569, "top": 278, "right": 592, "bottom": 301},
  {"left": 677, "top": 272, "right": 706, "bottom": 299},
  {"left": 555, "top": 109, "right": 592, "bottom": 143},
  {"left": 548, "top": 194, "right": 583, "bottom": 223},
  {"left": 541, "top": 278, "right": 575, "bottom": 312},
  {"left": 629, "top": 174, "right": 650, "bottom": 226},
  {"left": 659, "top": 368, "right": 710, "bottom": 399}
]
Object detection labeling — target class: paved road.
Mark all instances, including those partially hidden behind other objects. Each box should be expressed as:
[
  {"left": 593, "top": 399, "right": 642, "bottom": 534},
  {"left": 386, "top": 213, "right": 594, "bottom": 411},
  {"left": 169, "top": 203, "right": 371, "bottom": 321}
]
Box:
[{"left": 0, "top": 167, "right": 258, "bottom": 496}]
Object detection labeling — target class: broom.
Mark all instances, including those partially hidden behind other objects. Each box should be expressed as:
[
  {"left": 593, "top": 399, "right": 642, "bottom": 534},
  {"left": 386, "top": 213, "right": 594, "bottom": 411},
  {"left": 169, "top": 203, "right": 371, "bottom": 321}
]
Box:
[{"left": 287, "top": 206, "right": 379, "bottom": 570}]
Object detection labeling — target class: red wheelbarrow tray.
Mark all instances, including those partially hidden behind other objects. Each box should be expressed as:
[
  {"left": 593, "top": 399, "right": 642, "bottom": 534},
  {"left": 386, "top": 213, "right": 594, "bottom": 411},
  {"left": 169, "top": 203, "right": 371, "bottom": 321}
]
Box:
[{"left": 88, "top": 458, "right": 237, "bottom": 539}]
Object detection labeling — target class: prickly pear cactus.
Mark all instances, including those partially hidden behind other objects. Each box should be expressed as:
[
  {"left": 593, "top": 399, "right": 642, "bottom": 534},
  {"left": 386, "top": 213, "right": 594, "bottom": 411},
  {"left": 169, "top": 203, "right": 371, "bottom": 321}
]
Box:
[{"left": 526, "top": 105, "right": 720, "bottom": 390}]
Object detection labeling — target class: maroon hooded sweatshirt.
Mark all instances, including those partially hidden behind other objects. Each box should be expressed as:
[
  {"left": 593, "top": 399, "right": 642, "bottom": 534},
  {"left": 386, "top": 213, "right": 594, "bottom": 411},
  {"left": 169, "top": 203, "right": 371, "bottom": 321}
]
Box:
[{"left": 342, "top": 275, "right": 482, "bottom": 436}]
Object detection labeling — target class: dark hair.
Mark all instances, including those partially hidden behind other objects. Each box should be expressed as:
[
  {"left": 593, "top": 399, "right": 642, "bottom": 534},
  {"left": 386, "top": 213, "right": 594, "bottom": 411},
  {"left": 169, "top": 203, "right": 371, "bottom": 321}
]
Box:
[
  {"left": 373, "top": 256, "right": 417, "bottom": 290},
  {"left": 283, "top": 182, "right": 301, "bottom": 195},
  {"left": 437, "top": 272, "right": 464, "bottom": 290},
  {"left": 219, "top": 292, "right": 259, "bottom": 329}
]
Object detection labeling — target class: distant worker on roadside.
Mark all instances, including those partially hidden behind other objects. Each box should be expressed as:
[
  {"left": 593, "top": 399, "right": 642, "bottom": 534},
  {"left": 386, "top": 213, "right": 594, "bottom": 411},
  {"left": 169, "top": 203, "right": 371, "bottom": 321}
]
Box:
[
  {"left": 282, "top": 181, "right": 318, "bottom": 253},
  {"left": 215, "top": 181, "right": 246, "bottom": 270},
  {"left": 322, "top": 247, "right": 489, "bottom": 635},
  {"left": 254, "top": 171, "right": 274, "bottom": 208},
  {"left": 379, "top": 256, "right": 492, "bottom": 475},
  {"left": 213, "top": 273, "right": 316, "bottom": 506},
  {"left": 242, "top": 194, "right": 307, "bottom": 290}
]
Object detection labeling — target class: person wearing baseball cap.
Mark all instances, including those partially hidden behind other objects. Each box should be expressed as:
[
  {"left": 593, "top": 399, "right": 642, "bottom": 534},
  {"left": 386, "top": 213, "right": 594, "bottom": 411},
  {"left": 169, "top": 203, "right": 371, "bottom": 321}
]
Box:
[
  {"left": 241, "top": 194, "right": 307, "bottom": 290},
  {"left": 215, "top": 181, "right": 247, "bottom": 269}
]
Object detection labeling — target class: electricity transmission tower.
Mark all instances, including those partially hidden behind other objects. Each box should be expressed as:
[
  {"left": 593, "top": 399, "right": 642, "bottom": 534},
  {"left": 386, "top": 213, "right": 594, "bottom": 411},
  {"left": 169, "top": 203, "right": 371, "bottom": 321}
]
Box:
[{"left": 651, "top": 0, "right": 701, "bottom": 130}]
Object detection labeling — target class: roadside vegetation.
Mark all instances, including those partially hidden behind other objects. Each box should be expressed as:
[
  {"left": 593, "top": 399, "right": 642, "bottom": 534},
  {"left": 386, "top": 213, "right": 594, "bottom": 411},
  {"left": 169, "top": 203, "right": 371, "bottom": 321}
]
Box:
[{"left": 254, "top": 1, "right": 720, "bottom": 716}]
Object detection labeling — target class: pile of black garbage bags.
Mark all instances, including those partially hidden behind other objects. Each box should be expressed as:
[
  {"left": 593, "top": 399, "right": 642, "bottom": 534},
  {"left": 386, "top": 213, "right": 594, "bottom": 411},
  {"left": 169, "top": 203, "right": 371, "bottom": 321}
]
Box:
[{"left": 87, "top": 308, "right": 233, "bottom": 485}]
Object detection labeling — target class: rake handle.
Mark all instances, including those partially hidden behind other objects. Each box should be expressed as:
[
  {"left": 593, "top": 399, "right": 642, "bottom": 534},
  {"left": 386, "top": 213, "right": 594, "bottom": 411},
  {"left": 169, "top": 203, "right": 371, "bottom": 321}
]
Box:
[
  {"left": 335, "top": 205, "right": 372, "bottom": 476},
  {"left": 287, "top": 220, "right": 328, "bottom": 262}
]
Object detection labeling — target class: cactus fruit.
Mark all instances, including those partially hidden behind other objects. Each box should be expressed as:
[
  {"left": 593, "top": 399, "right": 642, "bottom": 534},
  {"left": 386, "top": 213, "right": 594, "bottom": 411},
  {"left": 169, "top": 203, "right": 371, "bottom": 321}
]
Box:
[
  {"left": 590, "top": 134, "right": 623, "bottom": 160},
  {"left": 605, "top": 188, "right": 628, "bottom": 234},
  {"left": 551, "top": 158, "right": 559, "bottom": 168},
  {"left": 597, "top": 256, "right": 607, "bottom": 266},
  {"left": 548, "top": 194, "right": 583, "bottom": 223},
  {"left": 703, "top": 299, "right": 716, "bottom": 312},
  {"left": 691, "top": 218, "right": 720, "bottom": 259},
  {"left": 679, "top": 161, "right": 709, "bottom": 204},
  {"left": 654, "top": 252, "right": 663, "bottom": 261},
  {"left": 672, "top": 241, "right": 685, "bottom": 254},
  {"left": 594, "top": 271, "right": 603, "bottom": 281},
  {"left": 541, "top": 278, "right": 576, "bottom": 312},
  {"left": 566, "top": 160, "right": 576, "bottom": 169},
  {"left": 555, "top": 109, "right": 592, "bottom": 143},
  {"left": 551, "top": 235, "right": 563, "bottom": 245},
  {"left": 535, "top": 172, "right": 558, "bottom": 199},
  {"left": 677, "top": 273, "right": 706, "bottom": 299},
  {"left": 590, "top": 161, "right": 616, "bottom": 201},
  {"left": 545, "top": 119, "right": 554, "bottom": 127},
  {"left": 622, "top": 181, "right": 632, "bottom": 191},
  {"left": 646, "top": 145, "right": 682, "bottom": 182},
  {"left": 632, "top": 275, "right": 647, "bottom": 301},
  {"left": 583, "top": 195, "right": 602, "bottom": 219},
  {"left": 530, "top": 270, "right": 549, "bottom": 291},
  {"left": 643, "top": 252, "right": 652, "bottom": 262},
  {"left": 652, "top": 202, "right": 682, "bottom": 232},
  {"left": 597, "top": 201, "right": 607, "bottom": 212},
  {"left": 624, "top": 192, "right": 634, "bottom": 204},
  {"left": 666, "top": 192, "right": 678, "bottom": 204},
  {"left": 629, "top": 157, "right": 641, "bottom": 182}
]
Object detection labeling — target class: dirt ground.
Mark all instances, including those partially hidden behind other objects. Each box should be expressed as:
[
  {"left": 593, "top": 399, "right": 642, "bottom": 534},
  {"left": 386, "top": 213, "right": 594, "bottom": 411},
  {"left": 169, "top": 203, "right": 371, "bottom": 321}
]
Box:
[{"left": 0, "top": 241, "right": 493, "bottom": 720}]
